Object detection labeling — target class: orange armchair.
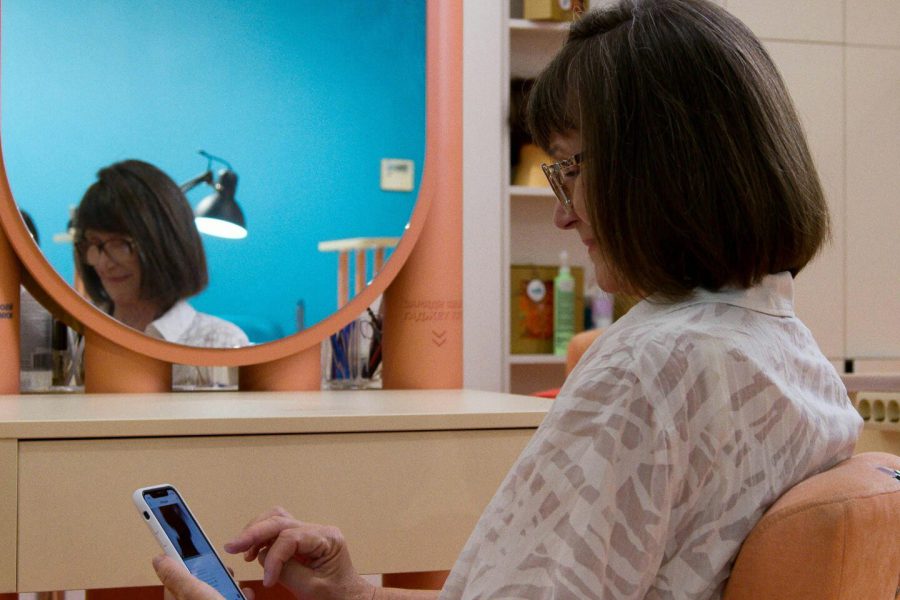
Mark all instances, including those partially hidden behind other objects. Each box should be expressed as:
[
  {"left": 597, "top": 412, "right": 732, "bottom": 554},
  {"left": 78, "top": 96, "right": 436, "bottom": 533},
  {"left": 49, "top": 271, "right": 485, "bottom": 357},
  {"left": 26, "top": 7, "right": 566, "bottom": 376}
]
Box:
[{"left": 723, "top": 452, "right": 900, "bottom": 600}]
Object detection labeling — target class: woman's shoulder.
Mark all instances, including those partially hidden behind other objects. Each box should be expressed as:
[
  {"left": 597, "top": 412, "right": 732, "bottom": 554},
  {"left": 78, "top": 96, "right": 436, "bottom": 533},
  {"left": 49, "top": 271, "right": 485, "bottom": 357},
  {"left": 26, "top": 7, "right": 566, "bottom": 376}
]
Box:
[
  {"left": 575, "top": 306, "right": 730, "bottom": 378},
  {"left": 586, "top": 292, "right": 815, "bottom": 370},
  {"left": 565, "top": 298, "right": 837, "bottom": 423}
]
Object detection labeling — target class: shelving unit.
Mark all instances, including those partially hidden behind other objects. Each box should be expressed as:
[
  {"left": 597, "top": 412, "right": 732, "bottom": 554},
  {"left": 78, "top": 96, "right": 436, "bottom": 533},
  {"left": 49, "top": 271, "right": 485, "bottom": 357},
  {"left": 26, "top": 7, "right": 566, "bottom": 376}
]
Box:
[
  {"left": 504, "top": 9, "right": 598, "bottom": 394},
  {"left": 462, "top": 1, "right": 595, "bottom": 394}
]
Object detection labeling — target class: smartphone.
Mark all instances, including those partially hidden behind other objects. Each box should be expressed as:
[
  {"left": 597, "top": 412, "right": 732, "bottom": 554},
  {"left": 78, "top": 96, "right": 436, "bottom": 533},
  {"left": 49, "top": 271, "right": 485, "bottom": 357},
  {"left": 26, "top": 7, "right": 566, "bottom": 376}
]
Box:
[{"left": 133, "top": 484, "right": 246, "bottom": 600}]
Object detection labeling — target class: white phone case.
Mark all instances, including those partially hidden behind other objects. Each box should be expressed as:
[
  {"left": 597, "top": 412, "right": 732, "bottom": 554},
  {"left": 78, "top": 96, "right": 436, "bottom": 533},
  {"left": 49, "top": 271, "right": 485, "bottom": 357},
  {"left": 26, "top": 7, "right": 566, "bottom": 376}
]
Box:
[{"left": 133, "top": 484, "right": 247, "bottom": 599}]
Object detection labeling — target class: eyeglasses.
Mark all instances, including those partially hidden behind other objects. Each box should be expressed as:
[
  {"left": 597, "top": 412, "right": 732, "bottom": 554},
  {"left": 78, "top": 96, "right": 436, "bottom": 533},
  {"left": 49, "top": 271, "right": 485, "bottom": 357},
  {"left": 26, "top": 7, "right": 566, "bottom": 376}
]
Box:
[
  {"left": 541, "top": 152, "right": 583, "bottom": 211},
  {"left": 76, "top": 237, "right": 136, "bottom": 266}
]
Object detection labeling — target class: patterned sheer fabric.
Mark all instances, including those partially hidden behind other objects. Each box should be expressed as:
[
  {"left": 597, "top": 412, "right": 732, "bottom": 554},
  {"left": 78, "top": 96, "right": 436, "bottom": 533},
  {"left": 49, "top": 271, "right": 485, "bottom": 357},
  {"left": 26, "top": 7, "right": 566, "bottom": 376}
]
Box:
[
  {"left": 145, "top": 300, "right": 249, "bottom": 387},
  {"left": 442, "top": 272, "right": 862, "bottom": 600}
]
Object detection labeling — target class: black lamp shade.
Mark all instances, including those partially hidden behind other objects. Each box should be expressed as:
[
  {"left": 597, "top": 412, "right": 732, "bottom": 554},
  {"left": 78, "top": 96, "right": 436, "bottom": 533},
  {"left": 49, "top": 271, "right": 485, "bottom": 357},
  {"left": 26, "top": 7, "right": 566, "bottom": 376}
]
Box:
[{"left": 193, "top": 169, "right": 247, "bottom": 239}]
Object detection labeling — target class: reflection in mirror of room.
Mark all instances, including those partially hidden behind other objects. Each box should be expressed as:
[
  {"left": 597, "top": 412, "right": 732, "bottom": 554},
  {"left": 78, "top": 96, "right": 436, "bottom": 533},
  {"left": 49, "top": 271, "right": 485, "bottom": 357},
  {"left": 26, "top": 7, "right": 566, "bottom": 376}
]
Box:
[
  {"left": 1, "top": 0, "right": 426, "bottom": 343},
  {"left": 69, "top": 160, "right": 251, "bottom": 389}
]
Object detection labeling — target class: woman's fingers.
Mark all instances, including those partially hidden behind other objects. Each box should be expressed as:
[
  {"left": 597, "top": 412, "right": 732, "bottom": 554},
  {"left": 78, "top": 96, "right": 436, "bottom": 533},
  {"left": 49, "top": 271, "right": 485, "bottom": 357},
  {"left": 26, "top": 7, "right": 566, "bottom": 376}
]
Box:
[
  {"left": 227, "top": 512, "right": 367, "bottom": 600},
  {"left": 234, "top": 506, "right": 294, "bottom": 562},
  {"left": 225, "top": 514, "right": 301, "bottom": 560},
  {"left": 240, "top": 506, "right": 296, "bottom": 533},
  {"left": 259, "top": 527, "right": 331, "bottom": 587},
  {"left": 258, "top": 523, "right": 366, "bottom": 600},
  {"left": 227, "top": 507, "right": 298, "bottom": 561}
]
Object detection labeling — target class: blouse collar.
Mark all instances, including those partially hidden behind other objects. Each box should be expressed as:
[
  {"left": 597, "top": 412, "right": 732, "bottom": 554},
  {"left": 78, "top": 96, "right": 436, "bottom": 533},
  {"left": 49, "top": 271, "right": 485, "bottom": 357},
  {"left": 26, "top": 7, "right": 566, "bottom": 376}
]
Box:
[
  {"left": 623, "top": 271, "right": 796, "bottom": 323},
  {"left": 144, "top": 300, "right": 195, "bottom": 342}
]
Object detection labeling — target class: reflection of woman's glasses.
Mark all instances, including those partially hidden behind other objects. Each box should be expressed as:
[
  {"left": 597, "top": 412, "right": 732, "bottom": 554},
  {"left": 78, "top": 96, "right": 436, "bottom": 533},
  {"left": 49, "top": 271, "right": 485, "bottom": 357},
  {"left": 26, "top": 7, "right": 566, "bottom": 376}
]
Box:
[
  {"left": 541, "top": 152, "right": 583, "bottom": 211},
  {"left": 76, "top": 237, "right": 136, "bottom": 266}
]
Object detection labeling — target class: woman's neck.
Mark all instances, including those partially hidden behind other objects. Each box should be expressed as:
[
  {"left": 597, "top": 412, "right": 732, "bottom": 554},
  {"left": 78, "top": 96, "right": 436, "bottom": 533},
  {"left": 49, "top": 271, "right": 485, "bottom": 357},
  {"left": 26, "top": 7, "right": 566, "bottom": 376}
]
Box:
[{"left": 112, "top": 300, "right": 161, "bottom": 332}]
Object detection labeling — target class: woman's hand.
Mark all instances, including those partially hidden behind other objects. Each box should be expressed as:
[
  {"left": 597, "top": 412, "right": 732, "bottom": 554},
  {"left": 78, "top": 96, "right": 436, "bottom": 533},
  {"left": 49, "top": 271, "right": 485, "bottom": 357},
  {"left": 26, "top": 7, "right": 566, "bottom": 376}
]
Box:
[
  {"left": 225, "top": 507, "right": 374, "bottom": 600},
  {"left": 153, "top": 555, "right": 255, "bottom": 600}
]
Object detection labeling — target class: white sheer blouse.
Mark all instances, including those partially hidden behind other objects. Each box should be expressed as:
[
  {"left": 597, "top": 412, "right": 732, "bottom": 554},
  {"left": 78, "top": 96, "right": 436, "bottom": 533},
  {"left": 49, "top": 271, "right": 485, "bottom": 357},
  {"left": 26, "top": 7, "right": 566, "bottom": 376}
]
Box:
[{"left": 442, "top": 273, "right": 861, "bottom": 600}]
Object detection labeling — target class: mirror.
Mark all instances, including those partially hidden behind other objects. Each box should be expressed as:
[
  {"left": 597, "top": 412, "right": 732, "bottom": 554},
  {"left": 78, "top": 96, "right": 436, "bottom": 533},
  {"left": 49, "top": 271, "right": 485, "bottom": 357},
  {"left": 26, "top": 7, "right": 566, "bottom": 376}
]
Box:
[{"left": 1, "top": 1, "right": 426, "bottom": 345}]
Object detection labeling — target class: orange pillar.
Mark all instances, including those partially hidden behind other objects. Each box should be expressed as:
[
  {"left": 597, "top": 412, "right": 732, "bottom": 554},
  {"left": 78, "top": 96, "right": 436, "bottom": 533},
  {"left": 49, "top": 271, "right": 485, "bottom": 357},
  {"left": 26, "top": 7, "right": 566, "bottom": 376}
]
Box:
[
  {"left": 382, "top": 0, "right": 462, "bottom": 390},
  {"left": 0, "top": 226, "right": 19, "bottom": 394},
  {"left": 379, "top": 0, "right": 461, "bottom": 591},
  {"left": 83, "top": 330, "right": 172, "bottom": 393},
  {"left": 239, "top": 344, "right": 320, "bottom": 391}
]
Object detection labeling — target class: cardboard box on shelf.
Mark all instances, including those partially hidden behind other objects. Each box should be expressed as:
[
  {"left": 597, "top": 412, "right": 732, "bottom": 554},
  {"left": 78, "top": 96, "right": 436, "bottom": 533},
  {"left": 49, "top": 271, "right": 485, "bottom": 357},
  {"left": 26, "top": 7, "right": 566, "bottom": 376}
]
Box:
[
  {"left": 523, "top": 0, "right": 588, "bottom": 22},
  {"left": 510, "top": 264, "right": 584, "bottom": 354}
]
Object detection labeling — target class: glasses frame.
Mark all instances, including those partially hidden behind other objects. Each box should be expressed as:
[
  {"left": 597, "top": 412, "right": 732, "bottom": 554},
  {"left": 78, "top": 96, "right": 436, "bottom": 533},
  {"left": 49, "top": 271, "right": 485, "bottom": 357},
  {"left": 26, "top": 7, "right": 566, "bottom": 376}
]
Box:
[
  {"left": 76, "top": 236, "right": 137, "bottom": 266},
  {"left": 541, "top": 152, "right": 583, "bottom": 211}
]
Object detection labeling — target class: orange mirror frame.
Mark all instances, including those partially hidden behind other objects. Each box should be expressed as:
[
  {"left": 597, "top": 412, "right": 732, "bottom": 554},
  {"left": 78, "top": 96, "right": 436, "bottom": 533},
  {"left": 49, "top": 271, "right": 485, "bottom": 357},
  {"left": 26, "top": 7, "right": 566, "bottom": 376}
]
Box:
[{"left": 0, "top": 0, "right": 461, "bottom": 393}]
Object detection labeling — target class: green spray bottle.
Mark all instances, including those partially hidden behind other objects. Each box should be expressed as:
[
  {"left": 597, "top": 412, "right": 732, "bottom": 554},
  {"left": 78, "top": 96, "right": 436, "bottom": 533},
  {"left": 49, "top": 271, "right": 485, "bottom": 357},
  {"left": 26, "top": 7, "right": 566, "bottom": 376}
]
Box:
[{"left": 553, "top": 250, "right": 575, "bottom": 356}]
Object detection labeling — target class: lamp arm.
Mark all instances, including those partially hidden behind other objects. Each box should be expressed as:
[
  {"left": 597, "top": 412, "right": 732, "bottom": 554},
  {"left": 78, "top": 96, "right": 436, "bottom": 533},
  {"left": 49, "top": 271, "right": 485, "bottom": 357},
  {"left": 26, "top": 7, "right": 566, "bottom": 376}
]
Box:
[
  {"left": 179, "top": 170, "right": 214, "bottom": 193},
  {"left": 198, "top": 150, "right": 233, "bottom": 170}
]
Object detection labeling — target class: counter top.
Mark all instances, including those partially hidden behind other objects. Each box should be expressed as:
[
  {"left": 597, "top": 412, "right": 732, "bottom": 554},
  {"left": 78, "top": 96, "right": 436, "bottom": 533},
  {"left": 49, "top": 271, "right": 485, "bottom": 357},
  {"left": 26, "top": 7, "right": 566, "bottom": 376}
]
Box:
[{"left": 0, "top": 388, "right": 551, "bottom": 439}]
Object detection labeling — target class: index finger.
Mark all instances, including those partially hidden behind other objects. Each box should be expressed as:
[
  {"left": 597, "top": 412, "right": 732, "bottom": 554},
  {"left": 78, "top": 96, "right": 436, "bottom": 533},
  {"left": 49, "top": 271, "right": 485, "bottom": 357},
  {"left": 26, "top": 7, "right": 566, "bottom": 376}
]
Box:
[
  {"left": 225, "top": 515, "right": 301, "bottom": 555},
  {"left": 241, "top": 506, "right": 295, "bottom": 533},
  {"left": 230, "top": 507, "right": 298, "bottom": 561}
]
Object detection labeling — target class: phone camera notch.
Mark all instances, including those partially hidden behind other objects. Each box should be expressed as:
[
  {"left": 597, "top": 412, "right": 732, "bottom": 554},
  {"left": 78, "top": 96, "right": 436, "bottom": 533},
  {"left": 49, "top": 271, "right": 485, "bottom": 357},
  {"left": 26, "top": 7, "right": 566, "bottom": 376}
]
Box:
[{"left": 143, "top": 511, "right": 150, "bottom": 520}]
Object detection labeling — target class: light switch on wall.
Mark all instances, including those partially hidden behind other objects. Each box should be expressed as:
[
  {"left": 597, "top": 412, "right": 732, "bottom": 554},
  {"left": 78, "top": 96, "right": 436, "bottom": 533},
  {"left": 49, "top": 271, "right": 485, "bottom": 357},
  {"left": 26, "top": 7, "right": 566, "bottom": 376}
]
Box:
[{"left": 380, "top": 158, "right": 415, "bottom": 192}]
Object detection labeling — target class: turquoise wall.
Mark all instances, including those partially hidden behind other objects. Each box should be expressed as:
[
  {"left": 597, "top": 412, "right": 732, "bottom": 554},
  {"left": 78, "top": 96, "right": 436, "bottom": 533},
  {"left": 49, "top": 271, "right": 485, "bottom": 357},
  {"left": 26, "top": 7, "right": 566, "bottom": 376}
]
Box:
[{"left": 2, "top": 1, "right": 426, "bottom": 342}]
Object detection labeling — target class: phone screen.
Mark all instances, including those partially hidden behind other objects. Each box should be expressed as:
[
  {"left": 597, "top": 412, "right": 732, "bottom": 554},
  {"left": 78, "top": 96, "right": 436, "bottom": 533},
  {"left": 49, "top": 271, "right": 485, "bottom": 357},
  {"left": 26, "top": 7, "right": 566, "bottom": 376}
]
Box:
[{"left": 143, "top": 487, "right": 244, "bottom": 600}]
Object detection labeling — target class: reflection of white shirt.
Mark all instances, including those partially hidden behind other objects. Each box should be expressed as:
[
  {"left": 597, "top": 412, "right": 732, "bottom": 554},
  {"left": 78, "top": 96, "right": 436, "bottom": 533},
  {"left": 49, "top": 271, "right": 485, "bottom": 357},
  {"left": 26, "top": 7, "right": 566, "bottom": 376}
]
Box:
[
  {"left": 442, "top": 273, "right": 862, "bottom": 600},
  {"left": 145, "top": 300, "right": 249, "bottom": 388}
]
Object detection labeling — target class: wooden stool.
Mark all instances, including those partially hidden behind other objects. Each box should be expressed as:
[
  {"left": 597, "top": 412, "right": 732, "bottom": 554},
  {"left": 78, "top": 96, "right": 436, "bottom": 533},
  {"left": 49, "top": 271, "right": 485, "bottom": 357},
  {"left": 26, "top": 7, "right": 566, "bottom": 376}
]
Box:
[{"left": 317, "top": 237, "right": 399, "bottom": 308}]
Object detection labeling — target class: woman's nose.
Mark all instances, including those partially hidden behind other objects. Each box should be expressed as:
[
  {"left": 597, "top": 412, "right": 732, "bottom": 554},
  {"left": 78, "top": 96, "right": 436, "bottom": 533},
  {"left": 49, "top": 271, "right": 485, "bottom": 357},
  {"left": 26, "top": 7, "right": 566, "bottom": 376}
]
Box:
[
  {"left": 93, "top": 248, "right": 116, "bottom": 270},
  {"left": 553, "top": 201, "right": 577, "bottom": 230}
]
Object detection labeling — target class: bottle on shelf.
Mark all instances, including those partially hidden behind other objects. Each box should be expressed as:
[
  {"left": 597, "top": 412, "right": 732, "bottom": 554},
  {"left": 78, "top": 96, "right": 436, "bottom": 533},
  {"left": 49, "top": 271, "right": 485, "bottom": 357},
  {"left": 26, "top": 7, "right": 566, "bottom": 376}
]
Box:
[{"left": 553, "top": 250, "right": 575, "bottom": 356}]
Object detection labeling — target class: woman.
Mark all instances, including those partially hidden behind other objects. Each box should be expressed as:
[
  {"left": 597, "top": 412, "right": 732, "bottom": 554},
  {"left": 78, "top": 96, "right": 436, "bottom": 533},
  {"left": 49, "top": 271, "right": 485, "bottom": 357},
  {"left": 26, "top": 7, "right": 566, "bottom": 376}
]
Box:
[
  {"left": 75, "top": 159, "right": 249, "bottom": 387},
  {"left": 154, "top": 0, "right": 862, "bottom": 598}
]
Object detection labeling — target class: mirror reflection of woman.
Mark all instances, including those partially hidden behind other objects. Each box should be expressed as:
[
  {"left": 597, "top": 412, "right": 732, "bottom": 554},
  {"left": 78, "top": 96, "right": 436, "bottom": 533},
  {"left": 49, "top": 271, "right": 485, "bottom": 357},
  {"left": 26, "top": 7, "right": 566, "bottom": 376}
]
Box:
[{"left": 74, "top": 159, "right": 249, "bottom": 388}]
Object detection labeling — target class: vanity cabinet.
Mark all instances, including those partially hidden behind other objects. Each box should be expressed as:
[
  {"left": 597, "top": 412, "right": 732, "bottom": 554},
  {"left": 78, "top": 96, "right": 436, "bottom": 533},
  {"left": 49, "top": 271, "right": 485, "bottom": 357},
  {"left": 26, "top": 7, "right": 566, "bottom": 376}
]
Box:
[
  {"left": 462, "top": 0, "right": 900, "bottom": 395},
  {"left": 0, "top": 389, "right": 548, "bottom": 593}
]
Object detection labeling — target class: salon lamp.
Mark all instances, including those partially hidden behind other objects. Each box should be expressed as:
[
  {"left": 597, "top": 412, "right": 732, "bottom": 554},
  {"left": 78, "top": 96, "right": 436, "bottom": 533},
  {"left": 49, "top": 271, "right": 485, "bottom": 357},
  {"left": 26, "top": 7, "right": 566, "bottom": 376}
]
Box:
[{"left": 180, "top": 150, "right": 248, "bottom": 239}]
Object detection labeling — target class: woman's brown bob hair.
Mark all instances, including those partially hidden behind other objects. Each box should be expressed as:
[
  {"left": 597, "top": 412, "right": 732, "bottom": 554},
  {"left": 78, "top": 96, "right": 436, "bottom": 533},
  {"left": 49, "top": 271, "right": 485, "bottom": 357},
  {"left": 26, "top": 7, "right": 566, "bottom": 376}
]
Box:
[
  {"left": 74, "top": 159, "right": 208, "bottom": 313},
  {"left": 527, "top": 0, "right": 829, "bottom": 299}
]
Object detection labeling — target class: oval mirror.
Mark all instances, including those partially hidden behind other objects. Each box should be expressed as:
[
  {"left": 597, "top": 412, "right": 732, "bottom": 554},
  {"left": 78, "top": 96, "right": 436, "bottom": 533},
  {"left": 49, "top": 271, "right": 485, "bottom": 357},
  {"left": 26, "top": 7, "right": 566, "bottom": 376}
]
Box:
[{"left": 1, "top": 1, "right": 426, "bottom": 346}]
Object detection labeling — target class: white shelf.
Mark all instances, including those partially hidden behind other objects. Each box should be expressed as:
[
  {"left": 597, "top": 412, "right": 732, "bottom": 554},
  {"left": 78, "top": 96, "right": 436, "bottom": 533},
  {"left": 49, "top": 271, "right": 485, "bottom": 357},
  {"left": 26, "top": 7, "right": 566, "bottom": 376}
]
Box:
[
  {"left": 508, "top": 354, "right": 566, "bottom": 365},
  {"left": 509, "top": 18, "right": 570, "bottom": 33},
  {"left": 510, "top": 185, "right": 553, "bottom": 199}
]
